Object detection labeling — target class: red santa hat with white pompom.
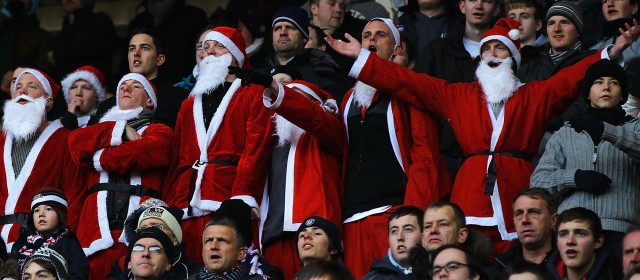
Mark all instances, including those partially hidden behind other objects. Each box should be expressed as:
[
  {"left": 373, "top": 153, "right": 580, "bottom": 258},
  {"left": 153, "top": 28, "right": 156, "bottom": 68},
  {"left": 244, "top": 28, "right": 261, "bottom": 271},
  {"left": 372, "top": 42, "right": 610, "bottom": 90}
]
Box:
[{"left": 479, "top": 18, "right": 522, "bottom": 67}]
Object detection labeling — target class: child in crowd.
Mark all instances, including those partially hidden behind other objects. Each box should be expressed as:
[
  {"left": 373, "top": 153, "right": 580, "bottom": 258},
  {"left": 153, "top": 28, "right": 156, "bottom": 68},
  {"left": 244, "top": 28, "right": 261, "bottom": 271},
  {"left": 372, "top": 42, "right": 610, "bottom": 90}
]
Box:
[{"left": 10, "top": 188, "right": 88, "bottom": 280}]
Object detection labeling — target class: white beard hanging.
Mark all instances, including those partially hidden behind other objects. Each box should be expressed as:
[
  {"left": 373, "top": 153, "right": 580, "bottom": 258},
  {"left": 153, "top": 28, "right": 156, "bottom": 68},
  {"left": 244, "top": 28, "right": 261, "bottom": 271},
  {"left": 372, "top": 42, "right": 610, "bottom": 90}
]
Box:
[
  {"left": 352, "top": 81, "right": 377, "bottom": 109},
  {"left": 475, "top": 55, "right": 518, "bottom": 105},
  {"left": 190, "top": 53, "right": 233, "bottom": 96},
  {"left": 273, "top": 114, "right": 305, "bottom": 146},
  {"left": 3, "top": 95, "right": 48, "bottom": 141}
]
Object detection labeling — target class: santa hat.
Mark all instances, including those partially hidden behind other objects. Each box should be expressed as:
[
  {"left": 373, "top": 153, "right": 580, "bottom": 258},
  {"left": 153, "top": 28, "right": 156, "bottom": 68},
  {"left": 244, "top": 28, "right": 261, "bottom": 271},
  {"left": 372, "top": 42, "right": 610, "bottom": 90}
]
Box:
[
  {"left": 60, "top": 66, "right": 107, "bottom": 104},
  {"left": 202, "top": 27, "right": 249, "bottom": 69},
  {"left": 480, "top": 18, "right": 522, "bottom": 67},
  {"left": 272, "top": 6, "right": 310, "bottom": 40},
  {"left": 29, "top": 187, "right": 68, "bottom": 229},
  {"left": 13, "top": 68, "right": 60, "bottom": 100},
  {"left": 285, "top": 80, "right": 333, "bottom": 102},
  {"left": 116, "top": 73, "right": 158, "bottom": 111},
  {"left": 365, "top": 18, "right": 401, "bottom": 47}
]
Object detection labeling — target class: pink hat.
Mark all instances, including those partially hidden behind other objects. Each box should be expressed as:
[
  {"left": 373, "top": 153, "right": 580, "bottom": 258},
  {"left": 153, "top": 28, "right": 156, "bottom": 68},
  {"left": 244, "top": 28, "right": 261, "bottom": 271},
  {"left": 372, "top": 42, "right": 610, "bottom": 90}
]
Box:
[
  {"left": 60, "top": 66, "right": 107, "bottom": 103},
  {"left": 480, "top": 18, "right": 522, "bottom": 67},
  {"left": 13, "top": 68, "right": 61, "bottom": 99},
  {"left": 203, "top": 26, "right": 250, "bottom": 69}
]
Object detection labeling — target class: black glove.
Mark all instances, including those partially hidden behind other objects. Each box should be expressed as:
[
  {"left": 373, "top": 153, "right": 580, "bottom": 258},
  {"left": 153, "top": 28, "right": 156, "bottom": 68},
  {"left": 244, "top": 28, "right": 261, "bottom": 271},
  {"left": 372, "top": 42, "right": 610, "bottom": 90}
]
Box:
[
  {"left": 574, "top": 170, "right": 611, "bottom": 195},
  {"left": 228, "top": 66, "right": 273, "bottom": 88},
  {"left": 569, "top": 113, "right": 604, "bottom": 142}
]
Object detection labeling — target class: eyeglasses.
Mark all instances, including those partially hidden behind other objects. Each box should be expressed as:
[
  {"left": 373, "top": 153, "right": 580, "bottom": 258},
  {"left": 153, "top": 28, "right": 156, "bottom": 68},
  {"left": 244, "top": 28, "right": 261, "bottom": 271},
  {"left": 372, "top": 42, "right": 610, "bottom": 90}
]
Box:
[
  {"left": 136, "top": 224, "right": 165, "bottom": 233},
  {"left": 431, "top": 262, "right": 469, "bottom": 276},
  {"left": 131, "top": 244, "right": 165, "bottom": 254}
]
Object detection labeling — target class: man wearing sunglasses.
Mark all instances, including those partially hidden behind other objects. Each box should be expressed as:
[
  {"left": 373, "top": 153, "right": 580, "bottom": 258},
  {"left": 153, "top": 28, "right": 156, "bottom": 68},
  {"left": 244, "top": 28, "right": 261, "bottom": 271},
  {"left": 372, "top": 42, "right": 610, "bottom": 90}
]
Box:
[{"left": 128, "top": 226, "right": 176, "bottom": 280}]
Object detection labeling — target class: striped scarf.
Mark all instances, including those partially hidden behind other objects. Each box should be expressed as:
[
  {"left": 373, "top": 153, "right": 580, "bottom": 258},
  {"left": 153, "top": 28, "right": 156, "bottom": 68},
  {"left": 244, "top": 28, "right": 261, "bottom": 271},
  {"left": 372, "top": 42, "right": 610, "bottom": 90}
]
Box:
[
  {"left": 548, "top": 41, "right": 582, "bottom": 65},
  {"left": 198, "top": 267, "right": 247, "bottom": 280}
]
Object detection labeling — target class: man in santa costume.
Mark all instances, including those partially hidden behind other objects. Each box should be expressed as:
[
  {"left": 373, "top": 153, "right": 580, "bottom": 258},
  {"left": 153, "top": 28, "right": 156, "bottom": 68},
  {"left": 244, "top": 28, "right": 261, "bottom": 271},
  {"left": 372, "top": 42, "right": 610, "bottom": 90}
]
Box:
[
  {"left": 326, "top": 18, "right": 640, "bottom": 256},
  {"left": 163, "top": 26, "right": 272, "bottom": 263},
  {"left": 60, "top": 65, "right": 108, "bottom": 130},
  {"left": 336, "top": 17, "right": 451, "bottom": 278},
  {"left": 0, "top": 68, "right": 70, "bottom": 252},
  {"left": 67, "top": 72, "right": 173, "bottom": 279}
]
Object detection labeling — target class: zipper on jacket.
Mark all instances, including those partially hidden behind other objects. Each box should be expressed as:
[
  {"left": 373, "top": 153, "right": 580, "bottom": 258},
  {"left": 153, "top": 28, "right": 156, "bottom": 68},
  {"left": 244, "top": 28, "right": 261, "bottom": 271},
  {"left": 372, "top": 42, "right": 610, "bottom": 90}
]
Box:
[{"left": 592, "top": 145, "right": 598, "bottom": 170}]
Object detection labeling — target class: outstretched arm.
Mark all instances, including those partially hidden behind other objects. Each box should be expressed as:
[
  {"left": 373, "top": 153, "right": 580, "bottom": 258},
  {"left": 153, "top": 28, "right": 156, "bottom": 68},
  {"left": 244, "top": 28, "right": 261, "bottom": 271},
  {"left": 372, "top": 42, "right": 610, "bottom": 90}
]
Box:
[
  {"left": 608, "top": 19, "right": 640, "bottom": 60},
  {"left": 324, "top": 33, "right": 363, "bottom": 60}
]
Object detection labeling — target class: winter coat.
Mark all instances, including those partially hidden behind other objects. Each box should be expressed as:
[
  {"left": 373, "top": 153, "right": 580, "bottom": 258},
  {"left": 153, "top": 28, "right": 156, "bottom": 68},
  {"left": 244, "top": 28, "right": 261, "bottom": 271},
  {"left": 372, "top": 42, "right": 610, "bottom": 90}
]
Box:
[{"left": 363, "top": 253, "right": 409, "bottom": 280}]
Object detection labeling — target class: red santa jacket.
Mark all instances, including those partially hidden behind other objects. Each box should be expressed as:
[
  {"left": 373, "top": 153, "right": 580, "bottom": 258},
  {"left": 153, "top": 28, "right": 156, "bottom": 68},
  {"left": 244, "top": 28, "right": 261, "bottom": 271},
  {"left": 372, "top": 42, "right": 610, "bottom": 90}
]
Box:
[
  {"left": 0, "top": 120, "right": 69, "bottom": 250},
  {"left": 340, "top": 86, "right": 451, "bottom": 215},
  {"left": 68, "top": 120, "right": 173, "bottom": 255},
  {"left": 259, "top": 84, "right": 345, "bottom": 236},
  {"left": 164, "top": 79, "right": 272, "bottom": 217},
  {"left": 351, "top": 48, "right": 606, "bottom": 240}
]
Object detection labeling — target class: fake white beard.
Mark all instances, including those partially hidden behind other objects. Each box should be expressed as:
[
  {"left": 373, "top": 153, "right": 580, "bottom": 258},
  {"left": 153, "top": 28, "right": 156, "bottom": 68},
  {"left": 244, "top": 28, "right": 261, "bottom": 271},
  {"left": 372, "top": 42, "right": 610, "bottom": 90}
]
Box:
[
  {"left": 99, "top": 106, "right": 143, "bottom": 122},
  {"left": 190, "top": 54, "right": 232, "bottom": 96},
  {"left": 2, "top": 96, "right": 47, "bottom": 141},
  {"left": 274, "top": 114, "right": 305, "bottom": 146},
  {"left": 352, "top": 81, "right": 377, "bottom": 109},
  {"left": 476, "top": 56, "right": 518, "bottom": 105}
]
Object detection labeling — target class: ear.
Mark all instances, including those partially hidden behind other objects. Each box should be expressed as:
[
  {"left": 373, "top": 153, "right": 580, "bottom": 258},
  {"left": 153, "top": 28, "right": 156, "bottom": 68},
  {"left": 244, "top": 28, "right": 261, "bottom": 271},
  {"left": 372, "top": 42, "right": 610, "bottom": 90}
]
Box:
[
  {"left": 408, "top": 61, "right": 416, "bottom": 70},
  {"left": 393, "top": 45, "right": 403, "bottom": 56},
  {"left": 45, "top": 96, "right": 54, "bottom": 108},
  {"left": 551, "top": 213, "right": 558, "bottom": 229},
  {"left": 595, "top": 234, "right": 604, "bottom": 249},
  {"left": 459, "top": 0, "right": 466, "bottom": 14},
  {"left": 458, "top": 227, "right": 469, "bottom": 244},
  {"left": 164, "top": 261, "right": 171, "bottom": 272},
  {"left": 236, "top": 246, "right": 248, "bottom": 261},
  {"left": 632, "top": 3, "right": 639, "bottom": 16},
  {"left": 156, "top": 54, "right": 166, "bottom": 67},
  {"left": 310, "top": 3, "right": 319, "bottom": 16},
  {"left": 127, "top": 261, "right": 132, "bottom": 270},
  {"left": 492, "top": 5, "right": 501, "bottom": 17},
  {"left": 146, "top": 98, "right": 155, "bottom": 110},
  {"left": 535, "top": 19, "right": 543, "bottom": 32}
]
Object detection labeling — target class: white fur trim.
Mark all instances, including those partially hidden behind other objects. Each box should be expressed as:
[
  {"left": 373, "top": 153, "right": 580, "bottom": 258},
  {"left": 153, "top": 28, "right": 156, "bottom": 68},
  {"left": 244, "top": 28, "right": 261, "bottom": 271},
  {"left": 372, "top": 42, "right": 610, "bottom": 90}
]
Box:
[
  {"left": 117, "top": 73, "right": 157, "bottom": 111},
  {"left": 286, "top": 83, "right": 322, "bottom": 102},
  {"left": 367, "top": 18, "right": 400, "bottom": 47},
  {"left": 263, "top": 83, "right": 285, "bottom": 109},
  {"left": 4, "top": 120, "right": 62, "bottom": 215},
  {"left": 61, "top": 70, "right": 106, "bottom": 103},
  {"left": 258, "top": 180, "right": 269, "bottom": 251},
  {"left": 110, "top": 120, "right": 127, "bottom": 146},
  {"left": 282, "top": 144, "right": 300, "bottom": 231},
  {"left": 31, "top": 195, "right": 68, "bottom": 209},
  {"left": 508, "top": 29, "right": 520, "bottom": 40},
  {"left": 1, "top": 225, "right": 12, "bottom": 252},
  {"left": 387, "top": 102, "right": 405, "bottom": 172},
  {"left": 14, "top": 69, "right": 52, "bottom": 97},
  {"left": 93, "top": 149, "right": 105, "bottom": 172},
  {"left": 344, "top": 205, "right": 392, "bottom": 223},
  {"left": 480, "top": 35, "right": 521, "bottom": 67},
  {"left": 349, "top": 49, "right": 372, "bottom": 79},
  {"left": 83, "top": 191, "right": 114, "bottom": 256},
  {"left": 204, "top": 31, "right": 245, "bottom": 69},
  {"left": 229, "top": 195, "right": 259, "bottom": 209},
  {"left": 343, "top": 94, "right": 355, "bottom": 142}
]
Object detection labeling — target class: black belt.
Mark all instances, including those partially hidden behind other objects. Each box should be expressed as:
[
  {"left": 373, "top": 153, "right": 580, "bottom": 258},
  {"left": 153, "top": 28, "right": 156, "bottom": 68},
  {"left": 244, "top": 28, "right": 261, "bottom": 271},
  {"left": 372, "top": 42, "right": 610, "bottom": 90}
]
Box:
[
  {"left": 0, "top": 213, "right": 29, "bottom": 226},
  {"left": 466, "top": 150, "right": 531, "bottom": 195},
  {"left": 88, "top": 183, "right": 160, "bottom": 198},
  {"left": 183, "top": 159, "right": 239, "bottom": 217}
]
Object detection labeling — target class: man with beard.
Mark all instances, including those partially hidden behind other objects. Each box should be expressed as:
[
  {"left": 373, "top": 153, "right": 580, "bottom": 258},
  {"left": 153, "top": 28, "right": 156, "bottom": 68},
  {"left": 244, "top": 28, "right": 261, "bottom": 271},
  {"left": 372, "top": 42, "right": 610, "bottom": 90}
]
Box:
[
  {"left": 67, "top": 73, "right": 173, "bottom": 279},
  {"left": 163, "top": 26, "right": 272, "bottom": 263},
  {"left": 0, "top": 68, "right": 69, "bottom": 251},
  {"left": 338, "top": 17, "right": 450, "bottom": 278},
  {"left": 326, "top": 17, "right": 640, "bottom": 255}
]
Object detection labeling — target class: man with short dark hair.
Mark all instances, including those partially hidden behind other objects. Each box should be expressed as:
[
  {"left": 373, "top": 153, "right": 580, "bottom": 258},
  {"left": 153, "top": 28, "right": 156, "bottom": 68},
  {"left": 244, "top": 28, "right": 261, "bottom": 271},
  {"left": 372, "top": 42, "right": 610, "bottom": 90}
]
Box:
[{"left": 363, "top": 206, "right": 424, "bottom": 279}]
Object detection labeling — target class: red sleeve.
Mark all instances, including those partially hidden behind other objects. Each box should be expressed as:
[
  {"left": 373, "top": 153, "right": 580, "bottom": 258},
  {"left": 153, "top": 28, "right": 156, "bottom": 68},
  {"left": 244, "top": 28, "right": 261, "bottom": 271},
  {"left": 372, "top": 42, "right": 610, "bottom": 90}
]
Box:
[{"left": 68, "top": 121, "right": 123, "bottom": 168}]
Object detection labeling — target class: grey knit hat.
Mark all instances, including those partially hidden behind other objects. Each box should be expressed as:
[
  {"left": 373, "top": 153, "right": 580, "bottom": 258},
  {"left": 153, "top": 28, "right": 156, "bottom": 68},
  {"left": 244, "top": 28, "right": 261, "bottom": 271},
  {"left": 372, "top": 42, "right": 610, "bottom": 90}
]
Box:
[{"left": 546, "top": 1, "right": 584, "bottom": 34}]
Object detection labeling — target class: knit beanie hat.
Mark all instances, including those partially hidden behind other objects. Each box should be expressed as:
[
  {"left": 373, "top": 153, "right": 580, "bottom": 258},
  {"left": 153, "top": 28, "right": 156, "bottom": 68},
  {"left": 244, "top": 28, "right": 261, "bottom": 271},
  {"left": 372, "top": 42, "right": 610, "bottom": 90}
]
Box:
[
  {"left": 60, "top": 66, "right": 107, "bottom": 104},
  {"left": 272, "top": 6, "right": 310, "bottom": 40},
  {"left": 546, "top": 1, "right": 584, "bottom": 34},
  {"left": 137, "top": 206, "right": 184, "bottom": 244},
  {"left": 116, "top": 73, "right": 158, "bottom": 111},
  {"left": 581, "top": 59, "right": 629, "bottom": 104},
  {"left": 29, "top": 187, "right": 68, "bottom": 230},
  {"left": 297, "top": 216, "right": 343, "bottom": 254},
  {"left": 22, "top": 247, "right": 69, "bottom": 280},
  {"left": 13, "top": 68, "right": 60, "bottom": 100},
  {"left": 203, "top": 26, "right": 249, "bottom": 69},
  {"left": 130, "top": 226, "right": 176, "bottom": 264},
  {"left": 480, "top": 18, "right": 522, "bottom": 67},
  {"left": 211, "top": 199, "right": 253, "bottom": 247}
]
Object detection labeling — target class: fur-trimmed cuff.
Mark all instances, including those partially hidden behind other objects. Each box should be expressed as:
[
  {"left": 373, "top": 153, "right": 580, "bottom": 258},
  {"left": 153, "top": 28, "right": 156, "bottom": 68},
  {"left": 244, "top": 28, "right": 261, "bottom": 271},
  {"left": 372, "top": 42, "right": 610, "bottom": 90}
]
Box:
[
  {"left": 93, "top": 149, "right": 105, "bottom": 172},
  {"left": 263, "top": 83, "right": 285, "bottom": 109},
  {"left": 348, "top": 49, "right": 371, "bottom": 79},
  {"left": 230, "top": 195, "right": 259, "bottom": 209},
  {"left": 111, "top": 120, "right": 127, "bottom": 146}
]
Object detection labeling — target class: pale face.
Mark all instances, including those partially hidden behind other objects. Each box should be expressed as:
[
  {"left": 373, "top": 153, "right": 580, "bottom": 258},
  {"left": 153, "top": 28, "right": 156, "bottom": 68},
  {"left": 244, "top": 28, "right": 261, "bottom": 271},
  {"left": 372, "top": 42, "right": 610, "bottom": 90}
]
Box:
[
  {"left": 23, "top": 262, "right": 56, "bottom": 280},
  {"left": 556, "top": 221, "right": 603, "bottom": 273},
  {"left": 273, "top": 73, "right": 294, "bottom": 84},
  {"left": 32, "top": 205, "right": 60, "bottom": 233},
  {"left": 310, "top": 0, "right": 347, "bottom": 30},
  {"left": 507, "top": 6, "right": 542, "bottom": 45},
  {"left": 588, "top": 76, "right": 623, "bottom": 109},
  {"left": 508, "top": 272, "right": 540, "bottom": 280},
  {"left": 202, "top": 225, "right": 246, "bottom": 273},
  {"left": 393, "top": 40, "right": 415, "bottom": 69},
  {"left": 389, "top": 215, "right": 422, "bottom": 266},
  {"left": 118, "top": 79, "right": 152, "bottom": 110},
  {"left": 128, "top": 34, "right": 165, "bottom": 79},
  {"left": 202, "top": 40, "right": 238, "bottom": 67},
  {"left": 9, "top": 67, "right": 25, "bottom": 95},
  {"left": 431, "top": 248, "right": 479, "bottom": 280},
  {"left": 272, "top": 21, "right": 307, "bottom": 57},
  {"left": 13, "top": 73, "right": 48, "bottom": 100},
  {"left": 422, "top": 207, "right": 467, "bottom": 253},
  {"left": 128, "top": 237, "right": 171, "bottom": 279},
  {"left": 480, "top": 40, "right": 512, "bottom": 61},
  {"left": 546, "top": 15, "right": 580, "bottom": 54},
  {"left": 139, "top": 218, "right": 178, "bottom": 246},
  {"left": 623, "top": 231, "right": 640, "bottom": 274},
  {"left": 459, "top": 0, "right": 500, "bottom": 28},
  {"left": 513, "top": 196, "right": 556, "bottom": 250},
  {"left": 297, "top": 227, "right": 336, "bottom": 264},
  {"left": 602, "top": 0, "right": 638, "bottom": 21},
  {"left": 361, "top": 21, "right": 399, "bottom": 60},
  {"left": 68, "top": 80, "right": 98, "bottom": 115}
]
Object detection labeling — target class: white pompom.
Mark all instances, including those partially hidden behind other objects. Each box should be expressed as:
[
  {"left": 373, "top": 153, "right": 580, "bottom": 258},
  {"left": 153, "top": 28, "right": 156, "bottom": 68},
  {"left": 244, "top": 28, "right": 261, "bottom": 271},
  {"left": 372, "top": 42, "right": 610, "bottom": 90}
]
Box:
[{"left": 508, "top": 29, "right": 520, "bottom": 40}]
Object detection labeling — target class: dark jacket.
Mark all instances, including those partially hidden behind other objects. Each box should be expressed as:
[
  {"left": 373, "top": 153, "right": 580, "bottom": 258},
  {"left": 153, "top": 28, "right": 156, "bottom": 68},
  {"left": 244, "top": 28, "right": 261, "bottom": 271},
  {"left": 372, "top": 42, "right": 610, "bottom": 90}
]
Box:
[
  {"left": 495, "top": 240, "right": 555, "bottom": 273},
  {"left": 546, "top": 248, "right": 613, "bottom": 280},
  {"left": 363, "top": 253, "right": 409, "bottom": 280},
  {"left": 401, "top": 247, "right": 431, "bottom": 280}
]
